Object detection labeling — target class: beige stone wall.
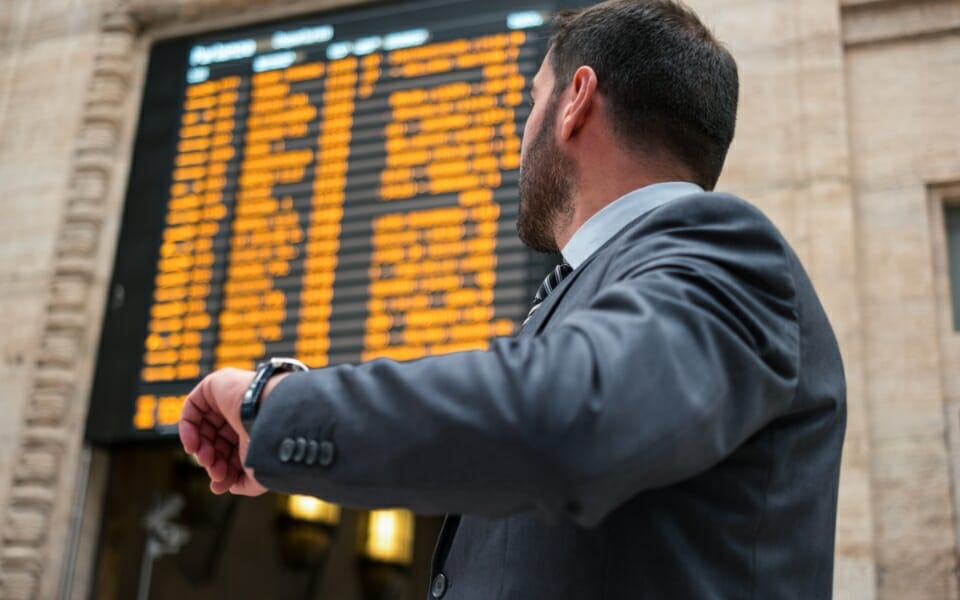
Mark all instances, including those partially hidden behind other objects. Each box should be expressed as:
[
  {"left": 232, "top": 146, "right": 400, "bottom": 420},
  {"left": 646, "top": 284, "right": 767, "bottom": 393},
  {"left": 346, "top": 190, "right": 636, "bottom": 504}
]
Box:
[
  {"left": 0, "top": 0, "right": 957, "bottom": 598},
  {"left": 0, "top": 1, "right": 108, "bottom": 598},
  {"left": 842, "top": 0, "right": 960, "bottom": 597}
]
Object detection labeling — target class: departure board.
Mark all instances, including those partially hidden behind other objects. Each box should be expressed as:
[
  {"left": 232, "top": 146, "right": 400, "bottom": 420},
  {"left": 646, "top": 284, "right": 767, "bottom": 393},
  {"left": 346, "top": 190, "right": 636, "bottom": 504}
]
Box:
[{"left": 86, "top": 0, "right": 588, "bottom": 444}]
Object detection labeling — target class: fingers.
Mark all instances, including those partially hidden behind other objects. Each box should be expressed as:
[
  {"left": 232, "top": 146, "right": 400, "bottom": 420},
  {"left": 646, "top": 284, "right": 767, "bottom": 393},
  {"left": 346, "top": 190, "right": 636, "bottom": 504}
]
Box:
[
  {"left": 228, "top": 470, "right": 268, "bottom": 497},
  {"left": 180, "top": 377, "right": 213, "bottom": 424},
  {"left": 179, "top": 393, "right": 207, "bottom": 426},
  {"left": 195, "top": 432, "right": 236, "bottom": 478},
  {"left": 210, "top": 478, "right": 232, "bottom": 495},
  {"left": 198, "top": 420, "right": 236, "bottom": 445},
  {"left": 180, "top": 376, "right": 217, "bottom": 454},
  {"left": 207, "top": 452, "right": 229, "bottom": 483},
  {"left": 210, "top": 456, "right": 244, "bottom": 495},
  {"left": 178, "top": 368, "right": 261, "bottom": 496},
  {"left": 194, "top": 437, "right": 218, "bottom": 469},
  {"left": 179, "top": 419, "right": 200, "bottom": 454}
]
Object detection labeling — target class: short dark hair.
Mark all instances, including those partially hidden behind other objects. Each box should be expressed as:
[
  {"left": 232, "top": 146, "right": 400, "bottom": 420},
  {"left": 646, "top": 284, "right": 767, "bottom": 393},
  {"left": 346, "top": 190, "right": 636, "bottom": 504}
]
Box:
[{"left": 549, "top": 0, "right": 738, "bottom": 190}]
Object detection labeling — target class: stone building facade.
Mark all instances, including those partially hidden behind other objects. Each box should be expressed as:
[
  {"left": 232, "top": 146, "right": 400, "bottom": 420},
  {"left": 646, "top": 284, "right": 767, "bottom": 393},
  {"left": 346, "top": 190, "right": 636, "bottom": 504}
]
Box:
[{"left": 0, "top": 0, "right": 958, "bottom": 597}]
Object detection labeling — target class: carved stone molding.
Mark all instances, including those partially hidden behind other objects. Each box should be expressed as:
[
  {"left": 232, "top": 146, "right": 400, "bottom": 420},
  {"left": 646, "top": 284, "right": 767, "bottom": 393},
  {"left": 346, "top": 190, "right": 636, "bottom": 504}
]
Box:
[
  {"left": 0, "top": 7, "right": 141, "bottom": 599},
  {"left": 842, "top": 0, "right": 960, "bottom": 47}
]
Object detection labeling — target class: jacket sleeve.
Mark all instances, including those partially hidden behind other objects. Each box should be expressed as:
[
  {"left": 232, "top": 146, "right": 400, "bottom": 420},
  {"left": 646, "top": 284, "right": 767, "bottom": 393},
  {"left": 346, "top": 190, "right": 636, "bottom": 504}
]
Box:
[{"left": 245, "top": 197, "right": 800, "bottom": 527}]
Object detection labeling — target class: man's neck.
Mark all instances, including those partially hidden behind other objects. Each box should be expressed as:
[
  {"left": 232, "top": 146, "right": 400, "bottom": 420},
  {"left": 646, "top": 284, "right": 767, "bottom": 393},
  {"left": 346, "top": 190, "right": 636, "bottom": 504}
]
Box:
[{"left": 554, "top": 173, "right": 693, "bottom": 250}]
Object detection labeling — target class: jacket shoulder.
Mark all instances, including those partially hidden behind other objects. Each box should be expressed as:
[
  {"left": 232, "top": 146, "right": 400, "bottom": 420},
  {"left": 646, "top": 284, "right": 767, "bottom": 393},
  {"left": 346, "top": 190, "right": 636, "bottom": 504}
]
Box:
[
  {"left": 604, "top": 191, "right": 794, "bottom": 272},
  {"left": 634, "top": 191, "right": 783, "bottom": 236}
]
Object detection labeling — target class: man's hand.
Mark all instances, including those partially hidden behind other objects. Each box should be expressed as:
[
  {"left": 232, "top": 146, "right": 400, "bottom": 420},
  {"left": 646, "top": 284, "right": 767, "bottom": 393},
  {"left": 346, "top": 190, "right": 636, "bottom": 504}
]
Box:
[{"left": 179, "top": 368, "right": 269, "bottom": 496}]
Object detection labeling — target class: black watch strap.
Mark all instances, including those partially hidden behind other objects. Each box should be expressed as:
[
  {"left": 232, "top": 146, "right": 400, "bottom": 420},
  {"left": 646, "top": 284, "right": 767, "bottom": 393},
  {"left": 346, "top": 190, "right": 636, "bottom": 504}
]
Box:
[{"left": 240, "top": 357, "right": 309, "bottom": 430}]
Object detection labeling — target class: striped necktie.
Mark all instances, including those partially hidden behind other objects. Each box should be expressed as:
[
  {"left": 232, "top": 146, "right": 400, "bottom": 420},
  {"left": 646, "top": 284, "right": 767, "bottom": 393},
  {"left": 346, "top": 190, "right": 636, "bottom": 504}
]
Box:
[{"left": 523, "top": 262, "right": 573, "bottom": 327}]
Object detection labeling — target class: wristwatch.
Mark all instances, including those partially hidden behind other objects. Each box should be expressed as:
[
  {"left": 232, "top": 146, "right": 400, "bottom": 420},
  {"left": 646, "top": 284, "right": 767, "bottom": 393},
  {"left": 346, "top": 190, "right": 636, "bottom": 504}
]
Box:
[{"left": 240, "top": 357, "right": 309, "bottom": 431}]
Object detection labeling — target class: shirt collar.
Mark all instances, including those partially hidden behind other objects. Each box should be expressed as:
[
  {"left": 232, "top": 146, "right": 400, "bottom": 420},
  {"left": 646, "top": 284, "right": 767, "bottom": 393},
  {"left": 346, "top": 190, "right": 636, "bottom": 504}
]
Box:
[{"left": 560, "top": 182, "right": 703, "bottom": 269}]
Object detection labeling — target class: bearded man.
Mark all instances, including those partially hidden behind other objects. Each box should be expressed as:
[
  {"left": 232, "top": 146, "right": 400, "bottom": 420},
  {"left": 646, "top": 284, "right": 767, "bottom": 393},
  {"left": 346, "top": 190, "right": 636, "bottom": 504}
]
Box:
[{"left": 181, "top": 1, "right": 846, "bottom": 597}]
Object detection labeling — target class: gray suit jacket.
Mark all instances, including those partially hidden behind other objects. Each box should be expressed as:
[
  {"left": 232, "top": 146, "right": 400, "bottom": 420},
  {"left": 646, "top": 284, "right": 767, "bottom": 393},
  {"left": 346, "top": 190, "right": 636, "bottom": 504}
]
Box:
[{"left": 247, "top": 192, "right": 846, "bottom": 599}]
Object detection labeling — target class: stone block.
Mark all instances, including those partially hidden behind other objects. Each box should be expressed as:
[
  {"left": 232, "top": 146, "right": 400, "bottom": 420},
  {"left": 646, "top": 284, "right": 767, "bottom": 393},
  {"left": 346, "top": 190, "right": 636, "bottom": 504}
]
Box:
[
  {"left": 55, "top": 257, "right": 97, "bottom": 280},
  {"left": 97, "top": 30, "right": 136, "bottom": 57},
  {"left": 3, "top": 507, "right": 48, "bottom": 545},
  {"left": 0, "top": 42, "right": 93, "bottom": 152},
  {"left": 32, "top": 366, "right": 78, "bottom": 389},
  {"left": 63, "top": 201, "right": 106, "bottom": 226},
  {"left": 39, "top": 332, "right": 82, "bottom": 367},
  {"left": 868, "top": 384, "right": 946, "bottom": 446},
  {"left": 834, "top": 556, "right": 876, "bottom": 600},
  {"left": 876, "top": 548, "right": 957, "bottom": 600},
  {"left": 45, "top": 311, "right": 89, "bottom": 333},
  {"left": 836, "top": 458, "right": 875, "bottom": 555},
  {"left": 9, "top": 484, "right": 56, "bottom": 508},
  {"left": 863, "top": 298, "right": 941, "bottom": 383},
  {"left": 0, "top": 571, "right": 38, "bottom": 600},
  {"left": 858, "top": 191, "right": 941, "bottom": 303},
  {"left": 843, "top": 0, "right": 960, "bottom": 47},
  {"left": 24, "top": 390, "right": 69, "bottom": 426},
  {"left": 846, "top": 34, "right": 960, "bottom": 191},
  {"left": 0, "top": 182, "right": 62, "bottom": 280},
  {"left": 77, "top": 115, "right": 123, "bottom": 155},
  {"left": 1, "top": 545, "right": 43, "bottom": 572},
  {"left": 0, "top": 1, "right": 20, "bottom": 45},
  {"left": 802, "top": 182, "right": 859, "bottom": 309},
  {"left": 22, "top": 0, "right": 100, "bottom": 44},
  {"left": 56, "top": 221, "right": 101, "bottom": 258},
  {"left": 871, "top": 439, "right": 957, "bottom": 599},
  {"left": 49, "top": 276, "right": 89, "bottom": 309},
  {"left": 19, "top": 427, "right": 67, "bottom": 448},
  {"left": 13, "top": 450, "right": 58, "bottom": 484},
  {"left": 871, "top": 395, "right": 948, "bottom": 448},
  {"left": 69, "top": 163, "right": 111, "bottom": 203}
]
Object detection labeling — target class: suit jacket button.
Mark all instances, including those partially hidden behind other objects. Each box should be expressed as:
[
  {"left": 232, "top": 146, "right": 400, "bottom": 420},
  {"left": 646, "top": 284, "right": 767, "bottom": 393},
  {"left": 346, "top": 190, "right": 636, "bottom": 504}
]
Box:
[
  {"left": 317, "top": 440, "right": 335, "bottom": 467},
  {"left": 292, "top": 437, "right": 307, "bottom": 462},
  {"left": 304, "top": 440, "right": 320, "bottom": 465},
  {"left": 278, "top": 438, "right": 296, "bottom": 463},
  {"left": 431, "top": 573, "right": 447, "bottom": 598}
]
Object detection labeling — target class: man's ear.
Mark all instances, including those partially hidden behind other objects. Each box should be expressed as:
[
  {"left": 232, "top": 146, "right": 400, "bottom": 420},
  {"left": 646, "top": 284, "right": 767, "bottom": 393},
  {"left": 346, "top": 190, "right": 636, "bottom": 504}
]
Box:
[{"left": 559, "top": 66, "right": 598, "bottom": 141}]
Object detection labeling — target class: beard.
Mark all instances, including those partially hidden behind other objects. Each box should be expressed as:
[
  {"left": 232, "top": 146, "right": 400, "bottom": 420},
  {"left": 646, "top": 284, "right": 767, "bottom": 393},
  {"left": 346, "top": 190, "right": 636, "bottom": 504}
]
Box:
[{"left": 516, "top": 104, "right": 575, "bottom": 253}]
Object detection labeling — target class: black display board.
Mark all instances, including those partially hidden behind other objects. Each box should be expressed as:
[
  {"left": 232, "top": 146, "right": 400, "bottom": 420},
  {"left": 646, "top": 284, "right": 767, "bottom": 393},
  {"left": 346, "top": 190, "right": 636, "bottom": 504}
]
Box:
[{"left": 87, "top": 0, "right": 582, "bottom": 444}]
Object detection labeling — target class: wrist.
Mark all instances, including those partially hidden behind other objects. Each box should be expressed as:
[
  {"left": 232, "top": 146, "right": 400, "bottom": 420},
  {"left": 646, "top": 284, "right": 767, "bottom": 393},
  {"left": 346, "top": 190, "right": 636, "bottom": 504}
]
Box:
[{"left": 240, "top": 358, "right": 309, "bottom": 432}]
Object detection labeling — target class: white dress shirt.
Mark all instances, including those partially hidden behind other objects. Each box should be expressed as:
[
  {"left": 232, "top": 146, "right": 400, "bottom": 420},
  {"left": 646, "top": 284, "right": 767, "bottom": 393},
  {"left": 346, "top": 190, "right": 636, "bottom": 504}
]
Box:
[{"left": 561, "top": 182, "right": 704, "bottom": 269}]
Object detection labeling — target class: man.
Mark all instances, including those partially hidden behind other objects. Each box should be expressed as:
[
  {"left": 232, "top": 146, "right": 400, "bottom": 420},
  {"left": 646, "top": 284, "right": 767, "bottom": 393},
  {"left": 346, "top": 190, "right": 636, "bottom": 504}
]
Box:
[{"left": 180, "top": 0, "right": 846, "bottom": 598}]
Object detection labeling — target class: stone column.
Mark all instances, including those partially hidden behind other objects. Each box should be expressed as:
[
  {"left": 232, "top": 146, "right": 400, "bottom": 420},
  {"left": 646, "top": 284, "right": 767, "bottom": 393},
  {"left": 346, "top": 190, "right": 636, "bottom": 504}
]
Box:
[{"left": 0, "top": 9, "right": 140, "bottom": 599}]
